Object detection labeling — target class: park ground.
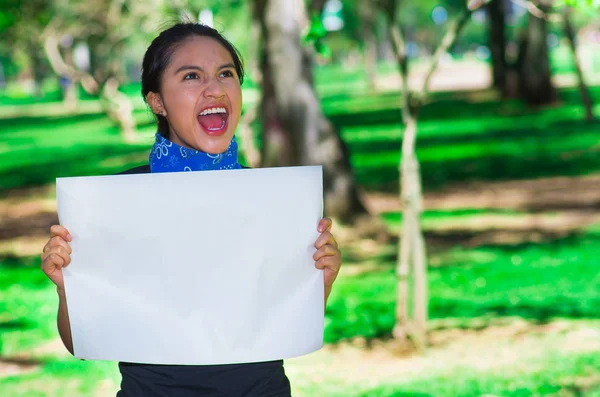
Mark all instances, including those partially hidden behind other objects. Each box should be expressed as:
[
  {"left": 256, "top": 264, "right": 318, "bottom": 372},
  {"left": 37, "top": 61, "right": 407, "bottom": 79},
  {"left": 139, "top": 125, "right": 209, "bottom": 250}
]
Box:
[{"left": 2, "top": 55, "right": 600, "bottom": 396}]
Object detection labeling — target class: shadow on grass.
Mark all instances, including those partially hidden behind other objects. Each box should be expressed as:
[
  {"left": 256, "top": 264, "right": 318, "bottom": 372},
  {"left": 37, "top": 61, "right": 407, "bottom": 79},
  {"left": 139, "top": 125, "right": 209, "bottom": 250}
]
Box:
[
  {"left": 0, "top": 110, "right": 155, "bottom": 132},
  {"left": 326, "top": 95, "right": 529, "bottom": 127},
  {"left": 325, "top": 231, "right": 600, "bottom": 343},
  {"left": 325, "top": 85, "right": 600, "bottom": 126},
  {"left": 0, "top": 320, "right": 30, "bottom": 331},
  {"left": 328, "top": 87, "right": 600, "bottom": 191},
  {"left": 354, "top": 145, "right": 600, "bottom": 191},
  {"left": 0, "top": 144, "right": 151, "bottom": 194},
  {"left": 344, "top": 118, "right": 600, "bottom": 155},
  {"left": 0, "top": 255, "right": 53, "bottom": 289}
]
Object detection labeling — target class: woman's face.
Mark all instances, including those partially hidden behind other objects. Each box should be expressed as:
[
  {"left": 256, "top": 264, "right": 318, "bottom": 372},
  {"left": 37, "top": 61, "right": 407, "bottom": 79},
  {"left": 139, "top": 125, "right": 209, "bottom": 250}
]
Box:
[{"left": 149, "top": 36, "right": 242, "bottom": 154}]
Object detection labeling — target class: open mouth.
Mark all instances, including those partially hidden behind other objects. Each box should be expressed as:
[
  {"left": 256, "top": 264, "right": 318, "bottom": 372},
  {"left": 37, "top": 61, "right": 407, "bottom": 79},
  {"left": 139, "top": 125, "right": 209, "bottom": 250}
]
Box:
[{"left": 197, "top": 106, "right": 229, "bottom": 135}]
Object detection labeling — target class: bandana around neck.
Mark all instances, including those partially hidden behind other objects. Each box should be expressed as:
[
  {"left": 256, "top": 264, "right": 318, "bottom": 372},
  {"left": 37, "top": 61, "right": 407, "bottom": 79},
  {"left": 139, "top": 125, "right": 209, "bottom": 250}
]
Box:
[{"left": 149, "top": 133, "right": 241, "bottom": 173}]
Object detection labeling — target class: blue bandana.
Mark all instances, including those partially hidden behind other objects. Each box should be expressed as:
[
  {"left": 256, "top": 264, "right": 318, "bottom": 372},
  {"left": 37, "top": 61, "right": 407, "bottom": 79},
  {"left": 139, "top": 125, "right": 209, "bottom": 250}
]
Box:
[{"left": 149, "top": 133, "right": 241, "bottom": 173}]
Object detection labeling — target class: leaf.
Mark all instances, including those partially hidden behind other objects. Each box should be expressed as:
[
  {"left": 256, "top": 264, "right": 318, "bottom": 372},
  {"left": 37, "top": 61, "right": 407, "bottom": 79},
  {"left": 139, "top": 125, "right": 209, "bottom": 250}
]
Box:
[
  {"left": 314, "top": 41, "right": 332, "bottom": 59},
  {"left": 302, "top": 13, "right": 328, "bottom": 44}
]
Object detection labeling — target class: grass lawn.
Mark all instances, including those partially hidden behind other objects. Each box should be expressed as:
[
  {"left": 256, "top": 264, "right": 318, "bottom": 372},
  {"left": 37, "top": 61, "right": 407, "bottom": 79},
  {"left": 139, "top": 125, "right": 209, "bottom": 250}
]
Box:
[
  {"left": 3, "top": 224, "right": 600, "bottom": 396},
  {"left": 1, "top": 61, "right": 600, "bottom": 395}
]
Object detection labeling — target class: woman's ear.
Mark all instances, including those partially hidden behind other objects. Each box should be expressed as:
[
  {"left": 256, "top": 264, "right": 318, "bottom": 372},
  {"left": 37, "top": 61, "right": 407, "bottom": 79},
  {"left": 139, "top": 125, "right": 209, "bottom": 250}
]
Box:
[{"left": 147, "top": 92, "right": 167, "bottom": 117}]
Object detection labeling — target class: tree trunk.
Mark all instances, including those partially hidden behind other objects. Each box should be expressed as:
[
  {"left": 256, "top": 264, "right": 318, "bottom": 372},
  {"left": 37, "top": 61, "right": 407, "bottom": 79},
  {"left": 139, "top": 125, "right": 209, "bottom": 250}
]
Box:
[
  {"left": 359, "top": 0, "right": 378, "bottom": 91},
  {"left": 488, "top": 0, "right": 507, "bottom": 95},
  {"left": 238, "top": 19, "right": 263, "bottom": 168},
  {"left": 29, "top": 45, "right": 45, "bottom": 99},
  {"left": 61, "top": 77, "right": 78, "bottom": 111},
  {"left": 252, "top": 0, "right": 367, "bottom": 221},
  {"left": 102, "top": 77, "right": 136, "bottom": 142},
  {"left": 517, "top": 0, "right": 556, "bottom": 105},
  {"left": 563, "top": 7, "right": 594, "bottom": 121},
  {"left": 386, "top": 1, "right": 471, "bottom": 349},
  {"left": 43, "top": 31, "right": 136, "bottom": 140},
  {"left": 385, "top": 1, "right": 426, "bottom": 349}
]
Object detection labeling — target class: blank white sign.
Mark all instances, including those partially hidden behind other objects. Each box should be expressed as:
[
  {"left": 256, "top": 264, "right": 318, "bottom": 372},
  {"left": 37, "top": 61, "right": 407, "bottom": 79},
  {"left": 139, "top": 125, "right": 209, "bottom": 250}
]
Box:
[{"left": 56, "top": 166, "right": 324, "bottom": 365}]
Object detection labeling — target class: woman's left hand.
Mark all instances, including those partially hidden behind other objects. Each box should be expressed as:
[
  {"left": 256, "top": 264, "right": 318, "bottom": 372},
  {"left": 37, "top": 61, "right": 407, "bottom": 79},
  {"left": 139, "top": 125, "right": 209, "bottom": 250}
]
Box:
[{"left": 314, "top": 218, "right": 342, "bottom": 301}]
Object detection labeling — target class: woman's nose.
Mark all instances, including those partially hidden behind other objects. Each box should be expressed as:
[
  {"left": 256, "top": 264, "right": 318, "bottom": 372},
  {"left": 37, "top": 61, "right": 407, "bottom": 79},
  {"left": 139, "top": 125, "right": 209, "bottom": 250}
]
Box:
[{"left": 204, "top": 78, "right": 225, "bottom": 98}]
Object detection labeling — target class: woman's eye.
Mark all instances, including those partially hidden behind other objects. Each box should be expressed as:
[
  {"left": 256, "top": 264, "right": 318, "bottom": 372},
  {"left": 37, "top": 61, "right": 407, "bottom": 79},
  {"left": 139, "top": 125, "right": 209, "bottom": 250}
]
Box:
[
  {"left": 220, "top": 70, "right": 234, "bottom": 78},
  {"left": 184, "top": 72, "right": 199, "bottom": 80}
]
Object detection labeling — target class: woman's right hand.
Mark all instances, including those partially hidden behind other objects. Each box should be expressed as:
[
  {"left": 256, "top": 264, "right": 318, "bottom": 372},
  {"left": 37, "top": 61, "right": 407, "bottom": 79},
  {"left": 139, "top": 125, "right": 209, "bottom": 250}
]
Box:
[{"left": 41, "top": 225, "right": 73, "bottom": 291}]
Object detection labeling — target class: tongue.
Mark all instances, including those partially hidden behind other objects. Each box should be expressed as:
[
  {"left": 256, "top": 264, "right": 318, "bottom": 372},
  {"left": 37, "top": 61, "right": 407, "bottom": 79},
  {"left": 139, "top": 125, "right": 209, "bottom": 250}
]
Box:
[{"left": 198, "top": 114, "right": 225, "bottom": 130}]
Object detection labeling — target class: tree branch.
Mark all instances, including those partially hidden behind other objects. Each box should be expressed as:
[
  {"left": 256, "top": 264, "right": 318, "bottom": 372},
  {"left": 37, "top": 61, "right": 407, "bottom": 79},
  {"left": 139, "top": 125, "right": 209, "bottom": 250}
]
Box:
[
  {"left": 416, "top": 7, "right": 472, "bottom": 102},
  {"left": 510, "top": 0, "right": 562, "bottom": 22},
  {"left": 42, "top": 21, "right": 99, "bottom": 94},
  {"left": 384, "top": 8, "right": 409, "bottom": 97}
]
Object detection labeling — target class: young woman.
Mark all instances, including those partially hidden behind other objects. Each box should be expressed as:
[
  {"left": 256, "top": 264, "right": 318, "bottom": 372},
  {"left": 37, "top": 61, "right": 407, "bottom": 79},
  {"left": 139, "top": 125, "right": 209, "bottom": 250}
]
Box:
[{"left": 40, "top": 23, "right": 342, "bottom": 397}]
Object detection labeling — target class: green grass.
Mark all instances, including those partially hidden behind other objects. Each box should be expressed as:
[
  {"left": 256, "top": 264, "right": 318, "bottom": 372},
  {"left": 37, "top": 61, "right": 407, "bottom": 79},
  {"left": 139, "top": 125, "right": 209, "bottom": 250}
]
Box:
[
  {"left": 332, "top": 88, "right": 600, "bottom": 190},
  {"left": 3, "top": 227, "right": 600, "bottom": 395},
  {"left": 352, "top": 352, "right": 600, "bottom": 397},
  {"left": 2, "top": 85, "right": 600, "bottom": 193},
  {"left": 292, "top": 349, "right": 600, "bottom": 397},
  {"left": 0, "top": 111, "right": 155, "bottom": 192},
  {"left": 0, "top": 256, "right": 61, "bottom": 356},
  {"left": 2, "top": 60, "right": 600, "bottom": 396},
  {"left": 380, "top": 208, "right": 527, "bottom": 230},
  {"left": 0, "top": 358, "right": 121, "bottom": 397},
  {"left": 325, "top": 231, "right": 600, "bottom": 343}
]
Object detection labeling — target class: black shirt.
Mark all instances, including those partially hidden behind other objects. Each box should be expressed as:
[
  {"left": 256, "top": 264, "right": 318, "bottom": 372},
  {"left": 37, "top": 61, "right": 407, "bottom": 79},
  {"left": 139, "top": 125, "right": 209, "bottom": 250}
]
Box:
[{"left": 115, "top": 165, "right": 291, "bottom": 397}]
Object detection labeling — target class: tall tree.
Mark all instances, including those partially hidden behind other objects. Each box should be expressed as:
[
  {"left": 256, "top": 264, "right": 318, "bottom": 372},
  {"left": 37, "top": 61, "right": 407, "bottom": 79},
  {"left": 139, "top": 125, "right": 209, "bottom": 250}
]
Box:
[
  {"left": 0, "top": 0, "right": 52, "bottom": 98},
  {"left": 517, "top": 0, "right": 595, "bottom": 117},
  {"left": 488, "top": 0, "right": 507, "bottom": 95},
  {"left": 562, "top": 5, "right": 593, "bottom": 121},
  {"left": 517, "top": 0, "right": 556, "bottom": 105},
  {"left": 251, "top": 0, "right": 367, "bottom": 221},
  {"left": 380, "top": 0, "right": 472, "bottom": 349},
  {"left": 358, "top": 0, "right": 379, "bottom": 91}
]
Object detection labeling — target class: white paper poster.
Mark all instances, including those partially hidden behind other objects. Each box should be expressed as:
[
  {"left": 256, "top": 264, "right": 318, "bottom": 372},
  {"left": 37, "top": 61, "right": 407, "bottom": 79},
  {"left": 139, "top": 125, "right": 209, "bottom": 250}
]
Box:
[{"left": 56, "top": 166, "right": 324, "bottom": 365}]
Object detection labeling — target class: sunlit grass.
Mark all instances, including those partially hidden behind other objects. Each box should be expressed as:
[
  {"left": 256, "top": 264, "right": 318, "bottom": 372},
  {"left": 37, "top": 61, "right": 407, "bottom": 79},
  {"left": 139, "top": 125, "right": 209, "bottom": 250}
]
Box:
[
  {"left": 325, "top": 231, "right": 600, "bottom": 343},
  {"left": 2, "top": 60, "right": 600, "bottom": 396}
]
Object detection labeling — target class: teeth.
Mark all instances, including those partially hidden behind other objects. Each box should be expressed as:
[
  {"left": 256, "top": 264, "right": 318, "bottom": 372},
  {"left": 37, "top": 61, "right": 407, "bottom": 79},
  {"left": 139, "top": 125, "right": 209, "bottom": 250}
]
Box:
[{"left": 199, "top": 107, "right": 227, "bottom": 116}]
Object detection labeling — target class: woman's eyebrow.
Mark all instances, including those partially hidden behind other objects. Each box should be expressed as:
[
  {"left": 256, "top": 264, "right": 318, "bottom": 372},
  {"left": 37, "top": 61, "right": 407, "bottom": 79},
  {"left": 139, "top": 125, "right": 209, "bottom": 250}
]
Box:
[
  {"left": 174, "top": 63, "right": 235, "bottom": 74},
  {"left": 175, "top": 65, "right": 203, "bottom": 74}
]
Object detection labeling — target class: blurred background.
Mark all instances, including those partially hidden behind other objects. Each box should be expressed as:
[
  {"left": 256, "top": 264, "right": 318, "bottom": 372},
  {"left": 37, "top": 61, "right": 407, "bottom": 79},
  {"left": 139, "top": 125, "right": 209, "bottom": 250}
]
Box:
[{"left": 1, "top": 0, "right": 600, "bottom": 395}]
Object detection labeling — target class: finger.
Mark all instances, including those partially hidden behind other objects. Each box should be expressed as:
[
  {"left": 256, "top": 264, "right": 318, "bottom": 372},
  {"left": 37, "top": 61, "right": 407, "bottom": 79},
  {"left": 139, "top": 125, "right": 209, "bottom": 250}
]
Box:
[
  {"left": 313, "top": 244, "right": 340, "bottom": 261},
  {"left": 41, "top": 254, "right": 65, "bottom": 281},
  {"left": 41, "top": 252, "right": 66, "bottom": 272},
  {"left": 318, "top": 218, "right": 333, "bottom": 233},
  {"left": 50, "top": 225, "right": 72, "bottom": 242},
  {"left": 42, "top": 247, "right": 71, "bottom": 269},
  {"left": 48, "top": 236, "right": 72, "bottom": 255},
  {"left": 315, "top": 255, "right": 342, "bottom": 272},
  {"left": 54, "top": 246, "right": 72, "bottom": 267},
  {"left": 42, "top": 240, "right": 51, "bottom": 254},
  {"left": 314, "top": 231, "right": 337, "bottom": 249}
]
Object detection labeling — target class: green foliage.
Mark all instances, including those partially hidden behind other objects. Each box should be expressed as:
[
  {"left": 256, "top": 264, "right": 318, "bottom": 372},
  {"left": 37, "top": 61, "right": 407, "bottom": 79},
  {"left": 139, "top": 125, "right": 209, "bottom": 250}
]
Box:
[
  {"left": 302, "top": 13, "right": 332, "bottom": 59},
  {"left": 562, "top": 0, "right": 600, "bottom": 8}
]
